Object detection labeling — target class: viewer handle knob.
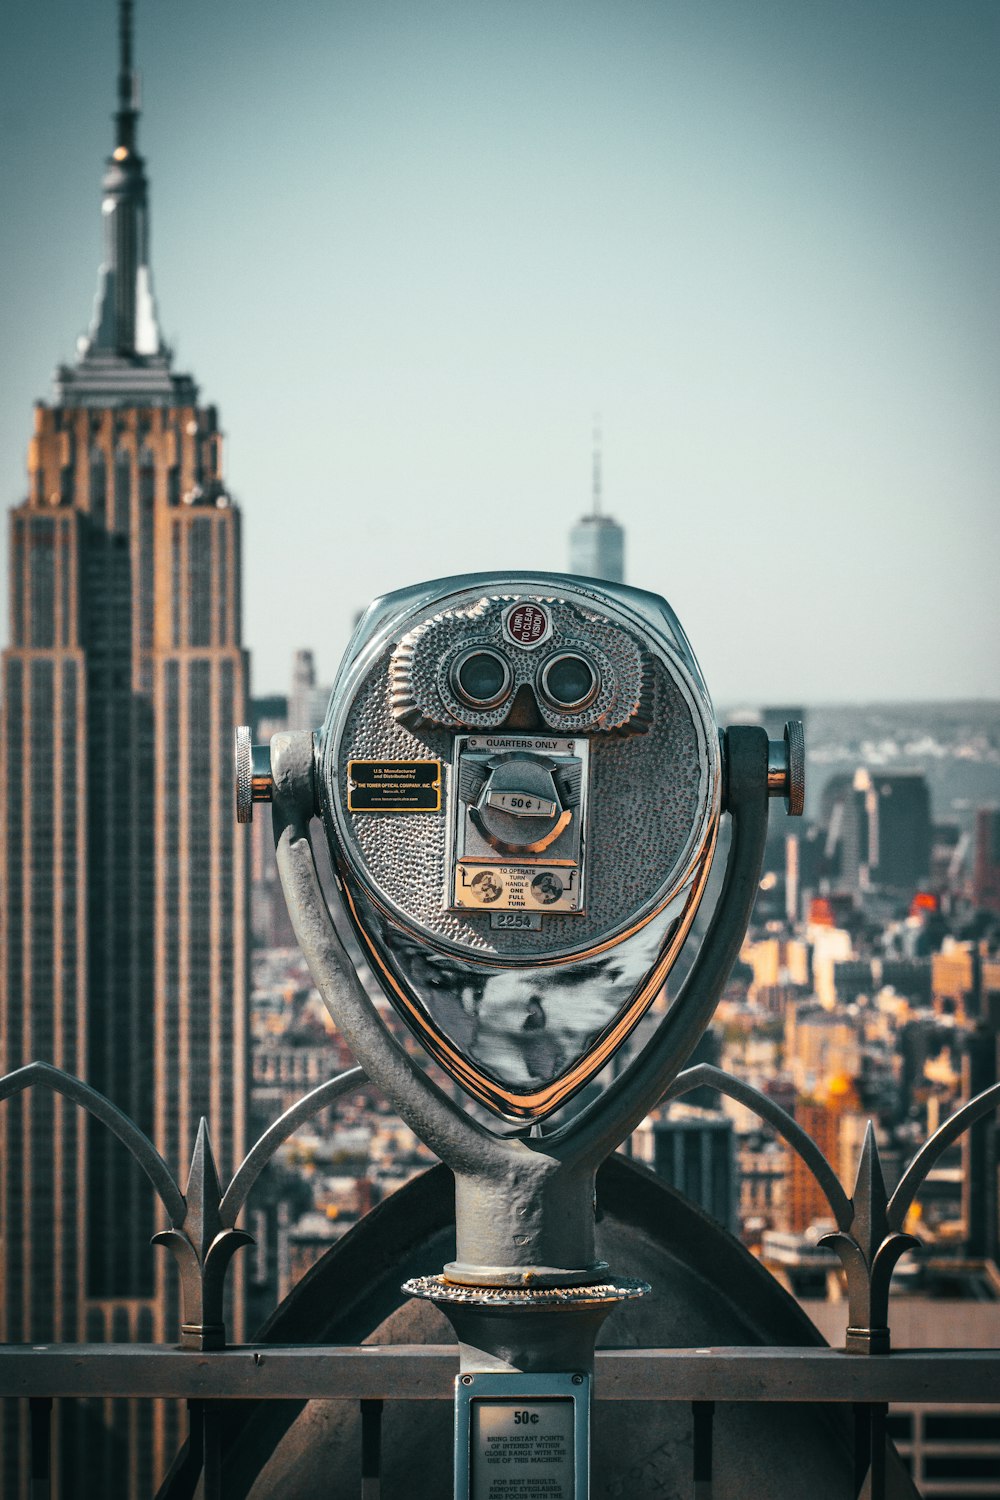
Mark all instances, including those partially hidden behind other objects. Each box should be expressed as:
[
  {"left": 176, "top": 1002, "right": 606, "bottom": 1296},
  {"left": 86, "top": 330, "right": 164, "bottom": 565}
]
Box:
[
  {"left": 234, "top": 726, "right": 273, "bottom": 824},
  {"left": 766, "top": 720, "right": 805, "bottom": 816}
]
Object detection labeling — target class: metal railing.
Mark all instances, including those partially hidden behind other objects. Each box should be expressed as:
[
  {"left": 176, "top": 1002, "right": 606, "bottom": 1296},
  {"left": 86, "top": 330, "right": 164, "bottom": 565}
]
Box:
[
  {"left": 7, "top": 1347, "right": 1000, "bottom": 1497},
  {"left": 1, "top": 1059, "right": 998, "bottom": 1498}
]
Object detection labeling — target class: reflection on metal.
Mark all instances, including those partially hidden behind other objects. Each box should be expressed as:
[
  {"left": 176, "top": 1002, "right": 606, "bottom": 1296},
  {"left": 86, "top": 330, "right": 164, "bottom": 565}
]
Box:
[
  {"left": 257, "top": 667, "right": 791, "bottom": 1491},
  {"left": 458, "top": 914, "right": 670, "bottom": 1093},
  {"left": 344, "top": 884, "right": 695, "bottom": 1118}
]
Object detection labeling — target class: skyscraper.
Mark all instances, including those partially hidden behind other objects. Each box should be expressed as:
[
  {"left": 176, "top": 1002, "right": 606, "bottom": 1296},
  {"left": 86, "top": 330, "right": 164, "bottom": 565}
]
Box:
[
  {"left": 568, "top": 423, "right": 625, "bottom": 582},
  {"left": 0, "top": 4, "right": 248, "bottom": 1492},
  {"left": 288, "top": 647, "right": 331, "bottom": 732},
  {"left": 972, "top": 806, "right": 1000, "bottom": 916},
  {"left": 649, "top": 1107, "right": 737, "bottom": 1233},
  {"left": 819, "top": 767, "right": 932, "bottom": 903},
  {"left": 863, "top": 770, "right": 932, "bottom": 894}
]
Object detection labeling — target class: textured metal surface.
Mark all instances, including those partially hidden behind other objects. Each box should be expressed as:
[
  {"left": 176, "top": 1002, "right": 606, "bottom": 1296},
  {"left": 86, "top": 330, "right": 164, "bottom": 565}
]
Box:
[
  {"left": 783, "top": 719, "right": 805, "bottom": 816},
  {"left": 304, "top": 570, "right": 731, "bottom": 1123},
  {"left": 389, "top": 594, "right": 651, "bottom": 735},
  {"left": 270, "top": 727, "right": 766, "bottom": 1271},
  {"left": 320, "top": 575, "right": 720, "bottom": 963},
  {"left": 332, "top": 655, "right": 709, "bottom": 958},
  {"left": 235, "top": 727, "right": 274, "bottom": 824},
  {"left": 349, "top": 888, "right": 691, "bottom": 1109},
  {"left": 404, "top": 1276, "right": 649, "bottom": 1307},
  {"left": 235, "top": 725, "right": 254, "bottom": 823}
]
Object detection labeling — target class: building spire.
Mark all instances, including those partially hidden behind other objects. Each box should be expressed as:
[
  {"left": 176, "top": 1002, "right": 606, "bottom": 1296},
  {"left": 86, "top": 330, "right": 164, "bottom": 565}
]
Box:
[
  {"left": 568, "top": 415, "right": 625, "bottom": 582},
  {"left": 116, "top": 0, "right": 140, "bottom": 154},
  {"left": 591, "top": 416, "right": 603, "bottom": 517},
  {"left": 74, "top": 0, "right": 164, "bottom": 366},
  {"left": 53, "top": 0, "right": 197, "bottom": 405}
]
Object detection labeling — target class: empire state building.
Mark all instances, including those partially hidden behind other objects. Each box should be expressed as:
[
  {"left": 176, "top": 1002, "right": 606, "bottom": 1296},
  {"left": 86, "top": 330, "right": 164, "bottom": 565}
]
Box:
[{"left": 0, "top": 3, "right": 249, "bottom": 1490}]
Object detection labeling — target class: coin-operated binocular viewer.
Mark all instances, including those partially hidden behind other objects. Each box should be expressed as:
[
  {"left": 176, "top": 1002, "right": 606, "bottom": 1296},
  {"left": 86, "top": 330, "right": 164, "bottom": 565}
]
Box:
[{"left": 237, "top": 572, "right": 803, "bottom": 1500}]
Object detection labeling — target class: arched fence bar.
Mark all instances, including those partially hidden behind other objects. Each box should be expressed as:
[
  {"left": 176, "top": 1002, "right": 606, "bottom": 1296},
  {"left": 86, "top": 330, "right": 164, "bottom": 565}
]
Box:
[{"left": 1, "top": 1060, "right": 998, "bottom": 1498}]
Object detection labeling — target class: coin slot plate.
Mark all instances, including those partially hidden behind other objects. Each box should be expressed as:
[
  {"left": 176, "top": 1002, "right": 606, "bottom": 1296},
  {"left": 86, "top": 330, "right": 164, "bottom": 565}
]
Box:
[{"left": 450, "top": 735, "right": 587, "bottom": 916}]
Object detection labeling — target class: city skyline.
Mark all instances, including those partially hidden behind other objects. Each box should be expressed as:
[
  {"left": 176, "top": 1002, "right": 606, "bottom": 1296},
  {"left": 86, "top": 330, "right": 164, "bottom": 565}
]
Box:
[{"left": 1, "top": 0, "right": 998, "bottom": 704}]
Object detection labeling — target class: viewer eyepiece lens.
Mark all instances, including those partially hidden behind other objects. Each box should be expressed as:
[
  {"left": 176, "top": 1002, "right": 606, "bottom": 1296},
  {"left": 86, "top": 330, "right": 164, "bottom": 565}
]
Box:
[
  {"left": 539, "top": 653, "right": 599, "bottom": 711},
  {"left": 451, "top": 649, "right": 512, "bottom": 709}
]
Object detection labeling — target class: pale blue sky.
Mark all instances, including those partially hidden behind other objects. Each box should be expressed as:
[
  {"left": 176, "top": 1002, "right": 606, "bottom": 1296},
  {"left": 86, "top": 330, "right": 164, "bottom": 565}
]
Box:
[{"left": 1, "top": 1, "right": 997, "bottom": 703}]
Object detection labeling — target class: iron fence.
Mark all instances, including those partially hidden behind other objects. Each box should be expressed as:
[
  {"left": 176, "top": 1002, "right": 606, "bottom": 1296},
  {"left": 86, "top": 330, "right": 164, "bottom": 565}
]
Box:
[{"left": 1, "top": 1059, "right": 998, "bottom": 1498}]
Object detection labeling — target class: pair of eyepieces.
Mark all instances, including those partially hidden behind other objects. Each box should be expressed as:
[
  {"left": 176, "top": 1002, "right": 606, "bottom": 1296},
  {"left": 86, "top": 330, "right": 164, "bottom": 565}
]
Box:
[{"left": 450, "top": 647, "right": 599, "bottom": 714}]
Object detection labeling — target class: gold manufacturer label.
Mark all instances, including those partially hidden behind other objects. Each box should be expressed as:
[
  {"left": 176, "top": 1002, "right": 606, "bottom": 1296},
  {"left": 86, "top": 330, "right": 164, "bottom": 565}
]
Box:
[{"left": 347, "top": 760, "right": 441, "bottom": 813}]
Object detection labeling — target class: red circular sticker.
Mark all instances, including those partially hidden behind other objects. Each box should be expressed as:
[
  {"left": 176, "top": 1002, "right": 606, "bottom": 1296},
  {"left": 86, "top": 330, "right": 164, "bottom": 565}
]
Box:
[{"left": 503, "top": 603, "right": 551, "bottom": 647}]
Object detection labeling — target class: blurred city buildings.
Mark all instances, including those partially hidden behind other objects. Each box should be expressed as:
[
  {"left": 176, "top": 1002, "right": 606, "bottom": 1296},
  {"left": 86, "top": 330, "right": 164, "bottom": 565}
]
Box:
[{"left": 0, "top": 4, "right": 248, "bottom": 1491}]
